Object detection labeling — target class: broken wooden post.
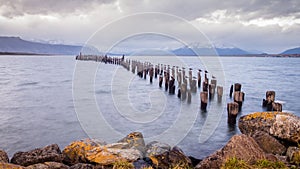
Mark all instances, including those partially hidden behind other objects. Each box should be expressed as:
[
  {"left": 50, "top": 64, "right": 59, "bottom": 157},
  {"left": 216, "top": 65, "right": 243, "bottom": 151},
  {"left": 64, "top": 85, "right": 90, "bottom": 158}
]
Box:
[
  {"left": 217, "top": 86, "right": 223, "bottom": 102},
  {"left": 209, "top": 84, "right": 215, "bottom": 99},
  {"left": 203, "top": 81, "right": 208, "bottom": 92},
  {"left": 234, "top": 83, "right": 242, "bottom": 92},
  {"left": 197, "top": 69, "right": 201, "bottom": 88},
  {"left": 262, "top": 91, "right": 275, "bottom": 111},
  {"left": 227, "top": 102, "right": 239, "bottom": 124},
  {"left": 211, "top": 79, "right": 217, "bottom": 89},
  {"left": 200, "top": 92, "right": 208, "bottom": 111},
  {"left": 187, "top": 90, "right": 191, "bottom": 104},
  {"left": 234, "top": 91, "right": 244, "bottom": 111},
  {"left": 149, "top": 67, "right": 154, "bottom": 84},
  {"left": 159, "top": 74, "right": 163, "bottom": 88},
  {"left": 177, "top": 89, "right": 181, "bottom": 98},
  {"left": 272, "top": 102, "right": 282, "bottom": 112},
  {"left": 181, "top": 83, "right": 187, "bottom": 101},
  {"left": 229, "top": 84, "right": 233, "bottom": 98}
]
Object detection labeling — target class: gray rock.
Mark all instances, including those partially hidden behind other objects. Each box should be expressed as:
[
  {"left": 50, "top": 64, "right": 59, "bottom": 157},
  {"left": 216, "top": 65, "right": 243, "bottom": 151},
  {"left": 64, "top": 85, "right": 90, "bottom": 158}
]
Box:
[
  {"left": 196, "top": 134, "right": 266, "bottom": 169},
  {"left": 251, "top": 131, "right": 286, "bottom": 155},
  {"left": 149, "top": 147, "right": 192, "bottom": 169},
  {"left": 118, "top": 132, "right": 146, "bottom": 153},
  {"left": 287, "top": 147, "right": 300, "bottom": 165},
  {"left": 11, "top": 144, "right": 63, "bottom": 167},
  {"left": 239, "top": 112, "right": 300, "bottom": 144},
  {"left": 69, "top": 163, "right": 94, "bottom": 169},
  {"left": 25, "top": 162, "right": 69, "bottom": 169},
  {"left": 145, "top": 141, "right": 171, "bottom": 157},
  {"left": 0, "top": 149, "right": 9, "bottom": 163}
]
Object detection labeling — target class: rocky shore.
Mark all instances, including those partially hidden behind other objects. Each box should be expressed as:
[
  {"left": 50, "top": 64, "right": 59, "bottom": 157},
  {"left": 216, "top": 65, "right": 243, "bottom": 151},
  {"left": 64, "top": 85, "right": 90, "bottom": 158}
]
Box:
[{"left": 1, "top": 112, "right": 299, "bottom": 169}]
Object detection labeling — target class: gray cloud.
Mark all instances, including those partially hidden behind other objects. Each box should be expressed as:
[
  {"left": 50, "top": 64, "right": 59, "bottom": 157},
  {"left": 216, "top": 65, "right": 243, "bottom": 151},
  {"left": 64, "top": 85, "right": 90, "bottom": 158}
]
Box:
[
  {"left": 0, "top": 0, "right": 299, "bottom": 53},
  {"left": 0, "top": 0, "right": 116, "bottom": 18}
]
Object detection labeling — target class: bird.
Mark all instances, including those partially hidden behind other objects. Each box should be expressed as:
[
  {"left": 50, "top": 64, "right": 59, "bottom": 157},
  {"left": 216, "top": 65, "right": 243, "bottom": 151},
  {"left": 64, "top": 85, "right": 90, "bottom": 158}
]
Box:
[
  {"left": 212, "top": 75, "right": 216, "bottom": 79},
  {"left": 198, "top": 69, "right": 202, "bottom": 72},
  {"left": 205, "top": 70, "right": 208, "bottom": 73}
]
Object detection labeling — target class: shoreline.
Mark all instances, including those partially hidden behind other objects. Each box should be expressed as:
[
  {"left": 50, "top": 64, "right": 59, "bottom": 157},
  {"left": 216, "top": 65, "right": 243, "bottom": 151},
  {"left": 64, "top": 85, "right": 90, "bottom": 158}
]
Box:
[{"left": 1, "top": 111, "right": 299, "bottom": 168}]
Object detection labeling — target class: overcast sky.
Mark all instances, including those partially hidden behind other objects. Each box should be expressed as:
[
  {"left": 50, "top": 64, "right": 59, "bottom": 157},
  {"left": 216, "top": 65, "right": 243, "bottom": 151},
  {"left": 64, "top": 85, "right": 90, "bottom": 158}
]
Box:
[{"left": 0, "top": 0, "right": 299, "bottom": 53}]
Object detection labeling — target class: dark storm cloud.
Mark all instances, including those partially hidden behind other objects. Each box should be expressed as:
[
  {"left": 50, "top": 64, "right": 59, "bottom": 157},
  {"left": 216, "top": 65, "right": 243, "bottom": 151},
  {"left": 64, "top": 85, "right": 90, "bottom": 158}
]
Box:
[{"left": 0, "top": 0, "right": 116, "bottom": 18}]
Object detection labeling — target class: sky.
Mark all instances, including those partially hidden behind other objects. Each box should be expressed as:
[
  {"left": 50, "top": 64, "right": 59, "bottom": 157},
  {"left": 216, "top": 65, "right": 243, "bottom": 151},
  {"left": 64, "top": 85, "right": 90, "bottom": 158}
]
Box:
[{"left": 0, "top": 0, "right": 299, "bottom": 53}]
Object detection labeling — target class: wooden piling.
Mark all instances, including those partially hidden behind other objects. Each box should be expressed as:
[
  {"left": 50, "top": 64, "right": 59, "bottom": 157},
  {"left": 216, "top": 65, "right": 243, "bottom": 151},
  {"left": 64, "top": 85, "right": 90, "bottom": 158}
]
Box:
[
  {"left": 272, "top": 102, "right": 282, "bottom": 112},
  {"left": 181, "top": 83, "right": 187, "bottom": 101},
  {"left": 197, "top": 70, "right": 201, "bottom": 88},
  {"left": 234, "top": 91, "right": 244, "bottom": 111},
  {"left": 227, "top": 102, "right": 239, "bottom": 124},
  {"left": 262, "top": 91, "right": 276, "bottom": 111},
  {"left": 159, "top": 75, "right": 163, "bottom": 88},
  {"left": 217, "top": 86, "right": 223, "bottom": 102},
  {"left": 202, "top": 81, "right": 208, "bottom": 92},
  {"left": 211, "top": 79, "right": 217, "bottom": 88},
  {"left": 234, "top": 83, "right": 242, "bottom": 92},
  {"left": 209, "top": 84, "right": 216, "bottom": 99},
  {"left": 187, "top": 90, "right": 191, "bottom": 104},
  {"left": 229, "top": 85, "right": 233, "bottom": 98},
  {"left": 200, "top": 92, "right": 208, "bottom": 111}
]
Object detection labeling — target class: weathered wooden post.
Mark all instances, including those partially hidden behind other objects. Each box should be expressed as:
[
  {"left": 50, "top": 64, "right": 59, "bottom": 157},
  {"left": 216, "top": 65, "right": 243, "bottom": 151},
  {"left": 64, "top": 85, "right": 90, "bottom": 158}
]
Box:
[
  {"left": 234, "top": 83, "right": 242, "bottom": 92},
  {"left": 217, "top": 86, "right": 223, "bottom": 102},
  {"left": 197, "top": 69, "right": 201, "bottom": 88},
  {"left": 209, "top": 84, "right": 216, "bottom": 99},
  {"left": 262, "top": 91, "right": 276, "bottom": 111},
  {"left": 172, "top": 66, "right": 175, "bottom": 78},
  {"left": 154, "top": 65, "right": 158, "bottom": 78},
  {"left": 165, "top": 72, "right": 169, "bottom": 91},
  {"left": 191, "top": 78, "right": 197, "bottom": 93},
  {"left": 227, "top": 102, "right": 239, "bottom": 124},
  {"left": 234, "top": 91, "right": 244, "bottom": 111},
  {"left": 202, "top": 81, "right": 208, "bottom": 92},
  {"left": 211, "top": 79, "right": 217, "bottom": 89},
  {"left": 272, "top": 102, "right": 282, "bottom": 112},
  {"left": 159, "top": 74, "right": 163, "bottom": 88},
  {"left": 177, "top": 70, "right": 182, "bottom": 86},
  {"left": 229, "top": 85, "right": 233, "bottom": 98},
  {"left": 149, "top": 67, "right": 154, "bottom": 84},
  {"left": 169, "top": 76, "right": 175, "bottom": 94},
  {"left": 200, "top": 92, "right": 208, "bottom": 111},
  {"left": 181, "top": 84, "right": 187, "bottom": 101},
  {"left": 182, "top": 67, "right": 186, "bottom": 81},
  {"left": 187, "top": 90, "right": 192, "bottom": 104}
]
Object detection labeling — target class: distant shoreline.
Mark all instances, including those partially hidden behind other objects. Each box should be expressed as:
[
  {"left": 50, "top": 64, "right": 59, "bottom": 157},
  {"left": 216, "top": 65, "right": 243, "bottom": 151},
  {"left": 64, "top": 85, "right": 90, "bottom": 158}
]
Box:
[{"left": 1, "top": 52, "right": 300, "bottom": 57}]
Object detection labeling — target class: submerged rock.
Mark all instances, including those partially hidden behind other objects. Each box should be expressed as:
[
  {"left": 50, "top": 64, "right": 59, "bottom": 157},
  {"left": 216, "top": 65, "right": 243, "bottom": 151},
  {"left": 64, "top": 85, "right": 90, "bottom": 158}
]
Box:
[
  {"left": 11, "top": 144, "right": 63, "bottom": 167},
  {"left": 149, "top": 147, "right": 192, "bottom": 169},
  {"left": 239, "top": 112, "right": 300, "bottom": 144},
  {"left": 145, "top": 141, "right": 171, "bottom": 157},
  {"left": 0, "top": 149, "right": 9, "bottom": 163},
  {"left": 25, "top": 162, "right": 69, "bottom": 169},
  {"left": 251, "top": 131, "right": 286, "bottom": 155},
  {"left": 0, "top": 162, "right": 24, "bottom": 169},
  {"left": 196, "top": 134, "right": 266, "bottom": 169}
]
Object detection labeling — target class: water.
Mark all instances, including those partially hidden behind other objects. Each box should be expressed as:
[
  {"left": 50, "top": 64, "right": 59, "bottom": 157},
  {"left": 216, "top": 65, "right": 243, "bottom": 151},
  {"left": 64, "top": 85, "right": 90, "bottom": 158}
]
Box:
[{"left": 0, "top": 55, "right": 299, "bottom": 159}]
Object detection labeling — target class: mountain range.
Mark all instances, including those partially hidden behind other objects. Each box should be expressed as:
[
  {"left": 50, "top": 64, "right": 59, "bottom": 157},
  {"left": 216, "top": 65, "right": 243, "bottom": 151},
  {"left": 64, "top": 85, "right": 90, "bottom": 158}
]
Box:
[{"left": 0, "top": 36, "right": 299, "bottom": 56}]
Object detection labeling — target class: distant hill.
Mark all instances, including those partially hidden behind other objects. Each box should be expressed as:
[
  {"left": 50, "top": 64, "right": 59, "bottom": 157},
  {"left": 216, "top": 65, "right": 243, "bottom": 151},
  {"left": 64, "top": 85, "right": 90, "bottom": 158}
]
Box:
[
  {"left": 281, "top": 47, "right": 300, "bottom": 54},
  {"left": 171, "top": 46, "right": 252, "bottom": 56},
  {"left": 0, "top": 36, "right": 98, "bottom": 55}
]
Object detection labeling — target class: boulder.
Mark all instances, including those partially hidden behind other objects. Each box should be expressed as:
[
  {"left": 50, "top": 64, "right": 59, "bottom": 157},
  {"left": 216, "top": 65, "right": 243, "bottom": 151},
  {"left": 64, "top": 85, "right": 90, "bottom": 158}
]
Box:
[
  {"left": 118, "top": 132, "right": 146, "bottom": 153},
  {"left": 287, "top": 147, "right": 300, "bottom": 165},
  {"left": 149, "top": 147, "right": 192, "bottom": 169},
  {"left": 0, "top": 149, "right": 9, "bottom": 163},
  {"left": 11, "top": 144, "right": 64, "bottom": 167},
  {"left": 145, "top": 141, "right": 171, "bottom": 157},
  {"left": 25, "top": 162, "right": 69, "bottom": 169},
  {"left": 62, "top": 139, "right": 106, "bottom": 165},
  {"left": 85, "top": 143, "right": 143, "bottom": 165},
  {"left": 195, "top": 134, "right": 266, "bottom": 169},
  {"left": 239, "top": 112, "right": 300, "bottom": 144},
  {"left": 0, "top": 162, "right": 24, "bottom": 169},
  {"left": 63, "top": 136, "right": 143, "bottom": 166},
  {"left": 251, "top": 131, "right": 286, "bottom": 155}
]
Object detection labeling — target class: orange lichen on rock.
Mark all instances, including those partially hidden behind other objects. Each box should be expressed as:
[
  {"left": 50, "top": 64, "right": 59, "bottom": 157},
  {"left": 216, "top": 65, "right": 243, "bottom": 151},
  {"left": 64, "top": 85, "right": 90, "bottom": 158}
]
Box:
[
  {"left": 0, "top": 162, "right": 24, "bottom": 169},
  {"left": 243, "top": 112, "right": 288, "bottom": 121}
]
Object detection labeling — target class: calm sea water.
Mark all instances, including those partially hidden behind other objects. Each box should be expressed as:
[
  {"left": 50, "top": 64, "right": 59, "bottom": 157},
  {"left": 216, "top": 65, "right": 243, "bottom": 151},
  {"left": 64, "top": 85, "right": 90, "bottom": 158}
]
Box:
[{"left": 0, "top": 55, "right": 299, "bottom": 159}]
